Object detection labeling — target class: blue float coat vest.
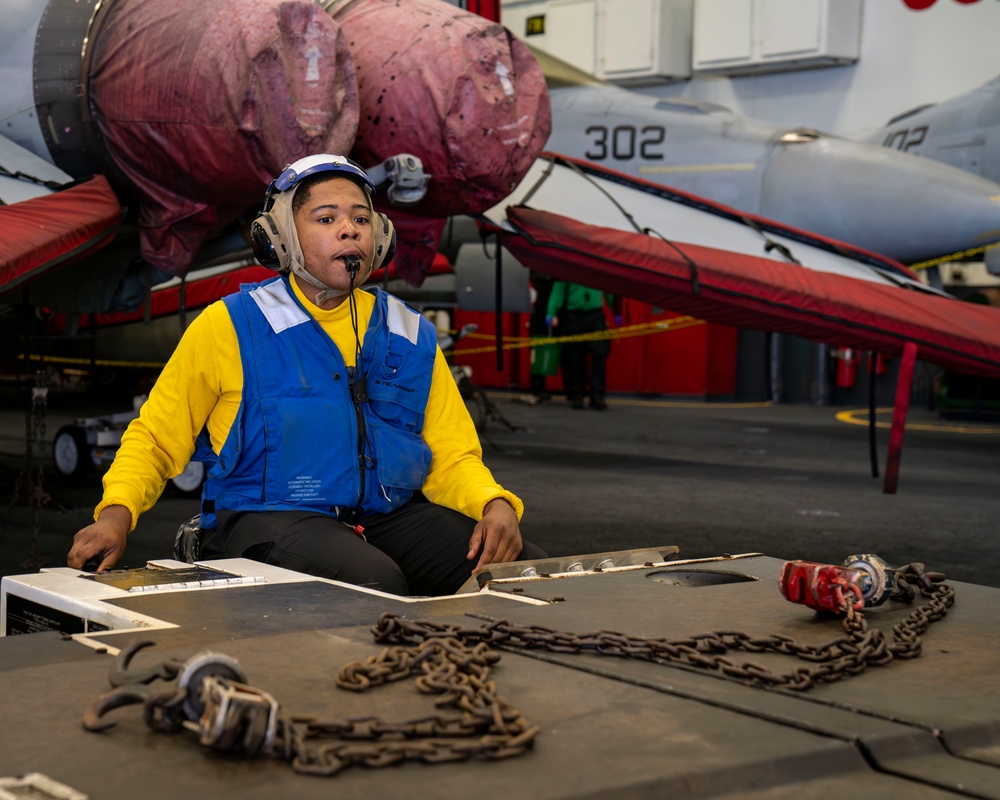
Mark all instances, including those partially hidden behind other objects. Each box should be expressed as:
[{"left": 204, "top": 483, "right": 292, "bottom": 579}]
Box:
[{"left": 198, "top": 276, "right": 436, "bottom": 529}]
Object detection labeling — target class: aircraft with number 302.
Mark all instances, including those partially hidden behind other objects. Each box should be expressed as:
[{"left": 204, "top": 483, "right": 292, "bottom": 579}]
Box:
[{"left": 535, "top": 48, "right": 1000, "bottom": 266}]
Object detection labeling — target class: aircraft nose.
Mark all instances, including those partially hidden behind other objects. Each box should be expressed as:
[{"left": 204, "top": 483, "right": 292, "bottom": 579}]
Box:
[{"left": 760, "top": 135, "right": 1000, "bottom": 263}]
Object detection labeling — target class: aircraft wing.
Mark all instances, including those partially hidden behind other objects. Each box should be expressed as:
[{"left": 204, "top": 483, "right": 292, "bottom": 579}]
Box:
[
  {"left": 501, "top": 205, "right": 1000, "bottom": 380},
  {"left": 485, "top": 154, "right": 938, "bottom": 295},
  {"left": 0, "top": 138, "right": 122, "bottom": 301}
]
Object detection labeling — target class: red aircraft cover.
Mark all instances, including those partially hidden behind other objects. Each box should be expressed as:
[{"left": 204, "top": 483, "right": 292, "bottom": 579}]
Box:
[
  {"left": 78, "top": 252, "right": 455, "bottom": 332},
  {"left": 83, "top": 265, "right": 275, "bottom": 330},
  {"left": 333, "top": 0, "right": 551, "bottom": 218},
  {"left": 381, "top": 209, "right": 448, "bottom": 287},
  {"left": 87, "top": 0, "right": 358, "bottom": 277},
  {"left": 502, "top": 206, "right": 1000, "bottom": 380},
  {"left": 0, "top": 176, "right": 121, "bottom": 299}
]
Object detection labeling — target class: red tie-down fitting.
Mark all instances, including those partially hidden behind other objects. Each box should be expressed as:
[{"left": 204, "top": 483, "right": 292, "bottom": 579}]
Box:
[{"left": 779, "top": 561, "right": 866, "bottom": 614}]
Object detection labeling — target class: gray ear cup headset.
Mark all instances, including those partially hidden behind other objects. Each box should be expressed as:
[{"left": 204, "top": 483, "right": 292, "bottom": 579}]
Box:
[
  {"left": 372, "top": 211, "right": 397, "bottom": 273},
  {"left": 250, "top": 155, "right": 395, "bottom": 272},
  {"left": 249, "top": 209, "right": 287, "bottom": 271}
]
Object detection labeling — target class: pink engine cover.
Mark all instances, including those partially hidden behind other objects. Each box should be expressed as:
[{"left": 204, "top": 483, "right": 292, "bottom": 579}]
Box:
[
  {"left": 333, "top": 0, "right": 551, "bottom": 219},
  {"left": 88, "top": 0, "right": 359, "bottom": 276}
]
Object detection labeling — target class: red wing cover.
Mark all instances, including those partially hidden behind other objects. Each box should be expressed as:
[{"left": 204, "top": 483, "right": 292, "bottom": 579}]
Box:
[
  {"left": 0, "top": 176, "right": 121, "bottom": 299},
  {"left": 86, "top": 265, "right": 276, "bottom": 329},
  {"left": 503, "top": 206, "right": 1000, "bottom": 379},
  {"left": 81, "top": 249, "right": 454, "bottom": 331},
  {"left": 379, "top": 209, "right": 448, "bottom": 288}
]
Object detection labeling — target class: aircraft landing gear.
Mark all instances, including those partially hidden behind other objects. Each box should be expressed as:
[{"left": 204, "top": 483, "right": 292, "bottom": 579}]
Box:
[
  {"left": 53, "top": 425, "right": 91, "bottom": 478},
  {"left": 170, "top": 461, "right": 206, "bottom": 496},
  {"left": 50, "top": 404, "right": 206, "bottom": 496}
]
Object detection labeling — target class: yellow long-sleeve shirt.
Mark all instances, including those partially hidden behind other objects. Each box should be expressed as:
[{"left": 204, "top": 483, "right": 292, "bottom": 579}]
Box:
[{"left": 97, "top": 278, "right": 523, "bottom": 530}]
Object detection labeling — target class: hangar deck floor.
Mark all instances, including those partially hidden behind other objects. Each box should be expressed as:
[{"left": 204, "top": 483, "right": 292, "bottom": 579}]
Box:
[{"left": 0, "top": 387, "right": 996, "bottom": 590}]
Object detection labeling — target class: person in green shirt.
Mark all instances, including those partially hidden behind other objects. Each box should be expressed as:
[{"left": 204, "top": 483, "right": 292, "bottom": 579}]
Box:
[{"left": 545, "top": 280, "right": 615, "bottom": 410}]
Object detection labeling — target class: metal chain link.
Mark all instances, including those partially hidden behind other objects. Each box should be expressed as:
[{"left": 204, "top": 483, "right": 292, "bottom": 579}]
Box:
[
  {"left": 82, "top": 563, "right": 953, "bottom": 775},
  {"left": 368, "top": 563, "right": 954, "bottom": 693},
  {"left": 284, "top": 635, "right": 539, "bottom": 774},
  {"left": 83, "top": 632, "right": 541, "bottom": 775}
]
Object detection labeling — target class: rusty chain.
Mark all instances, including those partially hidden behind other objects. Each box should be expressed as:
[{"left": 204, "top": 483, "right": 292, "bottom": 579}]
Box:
[
  {"left": 368, "top": 563, "right": 955, "bottom": 693},
  {"left": 83, "top": 562, "right": 953, "bottom": 775},
  {"left": 286, "top": 635, "right": 539, "bottom": 774},
  {"left": 83, "top": 631, "right": 540, "bottom": 776}
]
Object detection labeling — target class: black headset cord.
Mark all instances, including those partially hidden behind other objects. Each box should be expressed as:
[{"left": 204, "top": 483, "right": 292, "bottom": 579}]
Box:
[{"left": 344, "top": 257, "right": 367, "bottom": 404}]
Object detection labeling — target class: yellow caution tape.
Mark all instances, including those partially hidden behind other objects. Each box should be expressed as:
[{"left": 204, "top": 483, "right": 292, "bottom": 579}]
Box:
[
  {"left": 22, "top": 318, "right": 706, "bottom": 369},
  {"left": 909, "top": 240, "right": 1000, "bottom": 272},
  {"left": 19, "top": 353, "right": 168, "bottom": 370},
  {"left": 445, "top": 317, "right": 705, "bottom": 357}
]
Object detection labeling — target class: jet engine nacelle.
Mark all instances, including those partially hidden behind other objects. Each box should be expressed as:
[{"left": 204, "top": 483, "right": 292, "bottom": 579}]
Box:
[
  {"left": 328, "top": 0, "right": 551, "bottom": 218},
  {"left": 1, "top": 0, "right": 551, "bottom": 283},
  {"left": 1, "top": 0, "right": 356, "bottom": 276}
]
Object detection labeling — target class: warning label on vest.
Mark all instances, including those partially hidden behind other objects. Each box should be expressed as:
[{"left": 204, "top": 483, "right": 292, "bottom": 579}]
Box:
[{"left": 287, "top": 476, "right": 325, "bottom": 501}]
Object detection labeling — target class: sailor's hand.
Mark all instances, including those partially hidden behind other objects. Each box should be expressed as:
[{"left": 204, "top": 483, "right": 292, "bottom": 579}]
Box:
[
  {"left": 468, "top": 498, "right": 522, "bottom": 571},
  {"left": 67, "top": 505, "right": 131, "bottom": 572}
]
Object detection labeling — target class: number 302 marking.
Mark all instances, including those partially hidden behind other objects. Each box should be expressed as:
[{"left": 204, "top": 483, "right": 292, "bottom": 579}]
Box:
[{"left": 585, "top": 125, "right": 666, "bottom": 160}]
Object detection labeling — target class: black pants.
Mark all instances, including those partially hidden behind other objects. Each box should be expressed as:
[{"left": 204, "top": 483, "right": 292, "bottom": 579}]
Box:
[
  {"left": 200, "top": 499, "right": 546, "bottom": 597},
  {"left": 559, "top": 309, "right": 610, "bottom": 405}
]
